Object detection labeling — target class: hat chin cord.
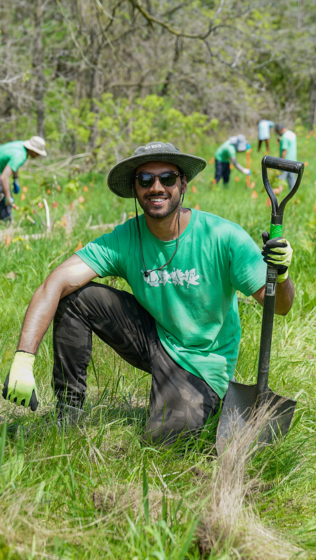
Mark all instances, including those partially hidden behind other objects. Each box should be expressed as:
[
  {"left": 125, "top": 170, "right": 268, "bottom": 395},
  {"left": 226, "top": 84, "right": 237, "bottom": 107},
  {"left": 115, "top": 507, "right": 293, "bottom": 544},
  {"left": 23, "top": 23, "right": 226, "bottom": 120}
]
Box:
[{"left": 133, "top": 180, "right": 185, "bottom": 278}]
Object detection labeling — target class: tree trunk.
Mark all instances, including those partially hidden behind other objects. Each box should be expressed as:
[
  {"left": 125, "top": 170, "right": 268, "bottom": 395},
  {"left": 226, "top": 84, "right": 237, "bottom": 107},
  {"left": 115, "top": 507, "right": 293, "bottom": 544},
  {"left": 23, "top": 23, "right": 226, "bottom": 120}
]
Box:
[
  {"left": 310, "top": 72, "right": 316, "bottom": 131},
  {"left": 33, "top": 0, "right": 45, "bottom": 138},
  {"left": 88, "top": 66, "right": 99, "bottom": 150},
  {"left": 160, "top": 37, "right": 181, "bottom": 97},
  {"left": 88, "top": 38, "right": 101, "bottom": 150}
]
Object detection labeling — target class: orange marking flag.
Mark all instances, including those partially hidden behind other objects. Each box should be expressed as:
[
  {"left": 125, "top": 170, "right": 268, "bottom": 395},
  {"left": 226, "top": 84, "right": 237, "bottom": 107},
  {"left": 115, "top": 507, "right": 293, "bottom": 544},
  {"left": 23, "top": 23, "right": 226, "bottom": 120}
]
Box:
[{"left": 246, "top": 150, "right": 250, "bottom": 187}]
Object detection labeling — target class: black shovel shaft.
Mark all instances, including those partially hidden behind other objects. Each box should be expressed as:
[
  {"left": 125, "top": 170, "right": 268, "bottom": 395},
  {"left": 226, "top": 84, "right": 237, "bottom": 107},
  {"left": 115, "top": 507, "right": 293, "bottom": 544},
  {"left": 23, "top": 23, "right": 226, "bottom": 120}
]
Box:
[
  {"left": 257, "top": 157, "right": 304, "bottom": 405},
  {"left": 257, "top": 266, "right": 278, "bottom": 404}
]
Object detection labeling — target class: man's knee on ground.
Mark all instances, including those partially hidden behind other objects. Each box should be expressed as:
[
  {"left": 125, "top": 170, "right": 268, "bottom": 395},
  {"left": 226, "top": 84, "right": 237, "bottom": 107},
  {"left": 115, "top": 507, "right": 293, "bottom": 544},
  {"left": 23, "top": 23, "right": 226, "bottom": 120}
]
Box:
[{"left": 143, "top": 407, "right": 206, "bottom": 446}]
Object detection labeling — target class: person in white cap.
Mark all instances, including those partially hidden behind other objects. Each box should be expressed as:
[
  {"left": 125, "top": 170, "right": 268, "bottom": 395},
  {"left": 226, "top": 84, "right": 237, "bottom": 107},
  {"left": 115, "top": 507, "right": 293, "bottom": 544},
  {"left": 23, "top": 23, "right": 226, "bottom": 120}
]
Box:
[
  {"left": 214, "top": 135, "right": 251, "bottom": 186},
  {"left": 0, "top": 136, "right": 47, "bottom": 221}
]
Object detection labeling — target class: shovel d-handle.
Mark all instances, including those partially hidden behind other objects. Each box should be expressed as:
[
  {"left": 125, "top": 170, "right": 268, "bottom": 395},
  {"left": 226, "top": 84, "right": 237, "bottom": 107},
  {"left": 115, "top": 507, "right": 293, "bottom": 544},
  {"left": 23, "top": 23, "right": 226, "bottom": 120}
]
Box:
[
  {"left": 256, "top": 157, "right": 304, "bottom": 405},
  {"left": 262, "top": 156, "right": 304, "bottom": 238}
]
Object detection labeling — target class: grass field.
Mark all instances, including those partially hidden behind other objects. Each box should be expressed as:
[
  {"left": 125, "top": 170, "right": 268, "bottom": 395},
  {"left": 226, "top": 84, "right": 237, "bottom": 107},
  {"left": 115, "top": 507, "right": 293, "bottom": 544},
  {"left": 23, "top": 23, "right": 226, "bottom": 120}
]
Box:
[{"left": 0, "top": 133, "right": 316, "bottom": 559}]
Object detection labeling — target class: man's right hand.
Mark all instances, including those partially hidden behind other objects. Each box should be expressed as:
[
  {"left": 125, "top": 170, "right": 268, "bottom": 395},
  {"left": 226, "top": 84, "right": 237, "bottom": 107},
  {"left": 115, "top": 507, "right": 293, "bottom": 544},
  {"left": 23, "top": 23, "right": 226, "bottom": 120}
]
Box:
[{"left": 2, "top": 352, "right": 38, "bottom": 411}]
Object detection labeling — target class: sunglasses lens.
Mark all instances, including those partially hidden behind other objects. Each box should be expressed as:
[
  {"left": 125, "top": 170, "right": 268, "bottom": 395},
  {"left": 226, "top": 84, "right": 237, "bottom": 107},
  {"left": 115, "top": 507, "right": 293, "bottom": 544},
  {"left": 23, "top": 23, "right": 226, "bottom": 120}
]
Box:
[
  {"left": 138, "top": 173, "right": 154, "bottom": 188},
  {"left": 137, "top": 172, "right": 179, "bottom": 188},
  {"left": 159, "top": 172, "right": 177, "bottom": 187}
]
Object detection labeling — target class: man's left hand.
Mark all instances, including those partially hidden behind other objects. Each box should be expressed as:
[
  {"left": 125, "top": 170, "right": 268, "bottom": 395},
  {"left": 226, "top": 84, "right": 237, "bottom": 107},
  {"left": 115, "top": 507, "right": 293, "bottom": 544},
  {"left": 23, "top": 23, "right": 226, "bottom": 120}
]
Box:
[
  {"left": 13, "top": 180, "right": 20, "bottom": 194},
  {"left": 5, "top": 196, "right": 14, "bottom": 207},
  {"left": 262, "top": 231, "right": 293, "bottom": 283}
]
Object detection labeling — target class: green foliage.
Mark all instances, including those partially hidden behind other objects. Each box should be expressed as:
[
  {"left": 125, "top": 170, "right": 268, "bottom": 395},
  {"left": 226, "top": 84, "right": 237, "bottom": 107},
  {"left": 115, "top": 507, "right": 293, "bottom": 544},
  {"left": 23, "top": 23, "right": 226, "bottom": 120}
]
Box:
[
  {"left": 65, "top": 179, "right": 80, "bottom": 196},
  {"left": 0, "top": 538, "right": 20, "bottom": 560},
  {"left": 67, "top": 94, "right": 214, "bottom": 169}
]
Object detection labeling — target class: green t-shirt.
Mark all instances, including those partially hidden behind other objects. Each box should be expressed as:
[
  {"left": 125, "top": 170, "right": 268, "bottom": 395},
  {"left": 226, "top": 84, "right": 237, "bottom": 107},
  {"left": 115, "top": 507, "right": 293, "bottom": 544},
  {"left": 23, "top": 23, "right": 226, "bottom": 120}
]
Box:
[
  {"left": 76, "top": 210, "right": 266, "bottom": 399},
  {"left": 0, "top": 141, "right": 27, "bottom": 174},
  {"left": 279, "top": 130, "right": 297, "bottom": 161},
  {"left": 215, "top": 140, "right": 236, "bottom": 162}
]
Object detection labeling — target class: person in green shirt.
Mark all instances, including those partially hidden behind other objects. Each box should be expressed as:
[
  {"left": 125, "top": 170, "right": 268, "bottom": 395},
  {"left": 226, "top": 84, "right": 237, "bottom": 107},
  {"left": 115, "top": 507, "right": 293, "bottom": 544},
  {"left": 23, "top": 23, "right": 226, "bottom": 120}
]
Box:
[
  {"left": 275, "top": 124, "right": 297, "bottom": 191},
  {"left": 2, "top": 141, "right": 295, "bottom": 446},
  {"left": 214, "top": 134, "right": 251, "bottom": 186},
  {"left": 0, "top": 136, "right": 47, "bottom": 221}
]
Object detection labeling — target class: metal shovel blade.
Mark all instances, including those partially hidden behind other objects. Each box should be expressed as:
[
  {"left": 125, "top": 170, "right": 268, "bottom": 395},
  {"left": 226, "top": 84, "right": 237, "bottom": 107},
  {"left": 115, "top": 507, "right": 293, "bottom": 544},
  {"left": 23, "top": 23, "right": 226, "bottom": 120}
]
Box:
[{"left": 216, "top": 380, "right": 297, "bottom": 456}]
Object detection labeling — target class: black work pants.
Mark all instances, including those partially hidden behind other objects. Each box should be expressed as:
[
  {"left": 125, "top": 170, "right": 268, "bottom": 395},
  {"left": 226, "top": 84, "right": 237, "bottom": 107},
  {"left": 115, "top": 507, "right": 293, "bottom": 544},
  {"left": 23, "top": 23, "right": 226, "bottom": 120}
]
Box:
[
  {"left": 214, "top": 160, "right": 230, "bottom": 185},
  {"left": 52, "top": 283, "right": 220, "bottom": 444},
  {"left": 0, "top": 179, "right": 12, "bottom": 222}
]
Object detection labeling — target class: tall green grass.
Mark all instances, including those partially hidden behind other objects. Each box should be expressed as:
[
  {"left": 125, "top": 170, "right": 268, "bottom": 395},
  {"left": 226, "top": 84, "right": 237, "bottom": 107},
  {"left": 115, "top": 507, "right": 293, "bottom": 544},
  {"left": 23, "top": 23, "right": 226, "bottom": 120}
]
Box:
[{"left": 0, "top": 133, "right": 316, "bottom": 559}]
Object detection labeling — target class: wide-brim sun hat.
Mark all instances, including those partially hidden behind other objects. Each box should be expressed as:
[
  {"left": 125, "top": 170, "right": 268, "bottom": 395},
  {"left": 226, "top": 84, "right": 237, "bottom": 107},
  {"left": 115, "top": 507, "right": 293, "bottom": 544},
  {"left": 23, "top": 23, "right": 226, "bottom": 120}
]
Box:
[
  {"left": 23, "top": 136, "right": 47, "bottom": 157},
  {"left": 229, "top": 134, "right": 248, "bottom": 152},
  {"left": 107, "top": 141, "right": 207, "bottom": 198}
]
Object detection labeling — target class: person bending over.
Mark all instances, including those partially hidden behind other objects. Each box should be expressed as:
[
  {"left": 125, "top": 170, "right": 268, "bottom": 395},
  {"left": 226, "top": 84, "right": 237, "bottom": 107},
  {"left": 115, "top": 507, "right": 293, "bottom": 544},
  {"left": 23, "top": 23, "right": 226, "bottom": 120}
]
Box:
[
  {"left": 0, "top": 136, "right": 47, "bottom": 222},
  {"left": 214, "top": 135, "right": 251, "bottom": 186},
  {"left": 2, "top": 141, "right": 295, "bottom": 445}
]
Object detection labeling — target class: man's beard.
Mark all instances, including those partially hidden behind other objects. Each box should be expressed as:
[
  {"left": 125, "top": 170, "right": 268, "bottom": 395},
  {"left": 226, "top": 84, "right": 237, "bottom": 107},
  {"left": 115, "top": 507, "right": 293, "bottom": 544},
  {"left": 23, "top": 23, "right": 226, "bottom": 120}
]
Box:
[{"left": 137, "top": 191, "right": 182, "bottom": 219}]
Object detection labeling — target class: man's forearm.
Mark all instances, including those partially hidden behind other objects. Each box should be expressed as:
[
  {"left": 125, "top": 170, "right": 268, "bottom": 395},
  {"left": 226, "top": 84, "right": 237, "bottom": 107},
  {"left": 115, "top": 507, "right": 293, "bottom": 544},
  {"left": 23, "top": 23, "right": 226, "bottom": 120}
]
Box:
[
  {"left": 231, "top": 158, "right": 247, "bottom": 174},
  {"left": 17, "top": 282, "right": 62, "bottom": 355},
  {"left": 252, "top": 276, "right": 294, "bottom": 315},
  {"left": 17, "top": 255, "right": 97, "bottom": 354},
  {"left": 0, "top": 175, "right": 11, "bottom": 199},
  {"left": 275, "top": 276, "right": 294, "bottom": 315}
]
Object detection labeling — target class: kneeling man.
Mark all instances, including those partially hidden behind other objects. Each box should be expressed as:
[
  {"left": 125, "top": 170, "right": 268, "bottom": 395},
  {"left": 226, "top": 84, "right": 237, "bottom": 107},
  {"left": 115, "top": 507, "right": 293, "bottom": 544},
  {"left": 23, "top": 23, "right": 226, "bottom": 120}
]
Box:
[{"left": 2, "top": 142, "right": 295, "bottom": 444}]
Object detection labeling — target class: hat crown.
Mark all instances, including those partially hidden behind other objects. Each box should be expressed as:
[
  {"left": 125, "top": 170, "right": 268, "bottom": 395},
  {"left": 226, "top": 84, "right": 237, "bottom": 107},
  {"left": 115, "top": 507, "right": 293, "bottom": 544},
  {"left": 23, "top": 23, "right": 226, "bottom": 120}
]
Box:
[
  {"left": 133, "top": 141, "right": 181, "bottom": 157},
  {"left": 229, "top": 134, "right": 247, "bottom": 152},
  {"left": 28, "top": 136, "right": 46, "bottom": 150}
]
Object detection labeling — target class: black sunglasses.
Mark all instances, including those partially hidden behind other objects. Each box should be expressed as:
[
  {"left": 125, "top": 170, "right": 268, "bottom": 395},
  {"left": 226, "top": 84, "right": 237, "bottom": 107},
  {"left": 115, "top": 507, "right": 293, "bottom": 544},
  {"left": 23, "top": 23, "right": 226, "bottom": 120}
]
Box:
[{"left": 135, "top": 171, "right": 183, "bottom": 188}]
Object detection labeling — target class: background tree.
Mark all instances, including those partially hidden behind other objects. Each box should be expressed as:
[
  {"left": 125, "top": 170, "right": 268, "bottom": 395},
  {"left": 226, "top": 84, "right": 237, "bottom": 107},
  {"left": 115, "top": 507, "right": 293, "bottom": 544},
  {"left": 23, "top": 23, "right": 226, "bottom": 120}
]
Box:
[{"left": 0, "top": 0, "right": 314, "bottom": 158}]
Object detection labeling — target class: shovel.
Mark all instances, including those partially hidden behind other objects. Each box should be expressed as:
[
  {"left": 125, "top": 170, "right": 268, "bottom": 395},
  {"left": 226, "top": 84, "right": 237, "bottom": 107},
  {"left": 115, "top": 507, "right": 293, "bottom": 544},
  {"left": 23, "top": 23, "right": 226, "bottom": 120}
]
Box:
[{"left": 216, "top": 156, "right": 304, "bottom": 456}]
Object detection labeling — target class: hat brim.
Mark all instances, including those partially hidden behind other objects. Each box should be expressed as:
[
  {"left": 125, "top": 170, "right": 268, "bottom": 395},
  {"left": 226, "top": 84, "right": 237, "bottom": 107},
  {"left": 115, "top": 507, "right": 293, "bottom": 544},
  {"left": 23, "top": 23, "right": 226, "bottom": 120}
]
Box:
[
  {"left": 107, "top": 152, "right": 207, "bottom": 198},
  {"left": 23, "top": 141, "right": 47, "bottom": 157}
]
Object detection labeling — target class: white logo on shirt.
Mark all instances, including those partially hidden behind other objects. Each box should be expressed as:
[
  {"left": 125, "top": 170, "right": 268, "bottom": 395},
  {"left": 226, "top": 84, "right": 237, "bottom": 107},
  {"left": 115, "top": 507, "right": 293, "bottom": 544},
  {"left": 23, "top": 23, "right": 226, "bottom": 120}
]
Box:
[{"left": 142, "top": 268, "right": 199, "bottom": 289}]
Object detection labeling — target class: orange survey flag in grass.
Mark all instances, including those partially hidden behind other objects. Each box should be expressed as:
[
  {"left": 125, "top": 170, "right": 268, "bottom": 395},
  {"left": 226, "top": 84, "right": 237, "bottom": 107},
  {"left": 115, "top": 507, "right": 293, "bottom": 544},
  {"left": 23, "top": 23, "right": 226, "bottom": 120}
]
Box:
[
  {"left": 5, "top": 233, "right": 12, "bottom": 245},
  {"left": 246, "top": 150, "right": 251, "bottom": 187}
]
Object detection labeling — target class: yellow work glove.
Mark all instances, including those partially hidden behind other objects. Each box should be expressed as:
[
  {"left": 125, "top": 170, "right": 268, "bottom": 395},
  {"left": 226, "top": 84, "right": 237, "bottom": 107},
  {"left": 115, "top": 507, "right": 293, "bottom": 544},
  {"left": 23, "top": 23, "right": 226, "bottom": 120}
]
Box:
[
  {"left": 2, "top": 352, "right": 38, "bottom": 411},
  {"left": 261, "top": 232, "right": 293, "bottom": 283}
]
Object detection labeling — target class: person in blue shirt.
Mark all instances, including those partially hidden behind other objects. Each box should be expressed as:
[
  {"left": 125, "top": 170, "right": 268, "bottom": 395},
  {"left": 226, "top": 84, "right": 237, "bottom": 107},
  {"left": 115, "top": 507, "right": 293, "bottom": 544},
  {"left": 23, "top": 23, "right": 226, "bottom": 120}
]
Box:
[{"left": 257, "top": 120, "right": 275, "bottom": 152}]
